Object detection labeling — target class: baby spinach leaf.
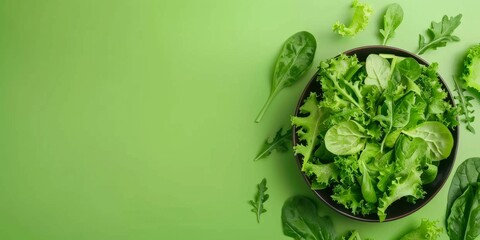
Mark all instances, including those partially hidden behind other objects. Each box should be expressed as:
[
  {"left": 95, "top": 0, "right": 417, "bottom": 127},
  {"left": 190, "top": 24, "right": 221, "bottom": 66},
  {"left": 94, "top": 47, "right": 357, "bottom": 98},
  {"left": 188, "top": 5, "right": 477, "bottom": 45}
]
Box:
[
  {"left": 281, "top": 196, "right": 336, "bottom": 240},
  {"left": 402, "top": 121, "right": 453, "bottom": 161},
  {"left": 447, "top": 185, "right": 480, "bottom": 240},
  {"left": 447, "top": 158, "right": 480, "bottom": 215},
  {"left": 254, "top": 128, "right": 292, "bottom": 161},
  {"left": 249, "top": 178, "right": 269, "bottom": 223},
  {"left": 396, "top": 58, "right": 422, "bottom": 94},
  {"left": 325, "top": 120, "right": 368, "bottom": 155},
  {"left": 255, "top": 31, "right": 316, "bottom": 123},
  {"left": 380, "top": 3, "right": 404, "bottom": 45},
  {"left": 364, "top": 54, "right": 391, "bottom": 91},
  {"left": 417, "top": 14, "right": 462, "bottom": 55},
  {"left": 393, "top": 92, "right": 415, "bottom": 128}
]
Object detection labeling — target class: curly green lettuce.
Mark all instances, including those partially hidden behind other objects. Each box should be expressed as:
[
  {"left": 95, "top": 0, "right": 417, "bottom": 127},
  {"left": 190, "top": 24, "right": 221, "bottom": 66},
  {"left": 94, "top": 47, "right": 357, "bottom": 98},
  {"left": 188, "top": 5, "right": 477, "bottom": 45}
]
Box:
[
  {"left": 333, "top": 0, "right": 373, "bottom": 37},
  {"left": 462, "top": 43, "right": 480, "bottom": 92},
  {"left": 399, "top": 219, "right": 443, "bottom": 240}
]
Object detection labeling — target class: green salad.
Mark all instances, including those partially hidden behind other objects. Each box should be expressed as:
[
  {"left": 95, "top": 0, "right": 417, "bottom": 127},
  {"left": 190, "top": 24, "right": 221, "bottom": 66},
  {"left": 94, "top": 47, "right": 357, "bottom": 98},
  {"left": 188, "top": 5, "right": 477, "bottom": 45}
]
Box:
[{"left": 292, "top": 53, "right": 457, "bottom": 221}]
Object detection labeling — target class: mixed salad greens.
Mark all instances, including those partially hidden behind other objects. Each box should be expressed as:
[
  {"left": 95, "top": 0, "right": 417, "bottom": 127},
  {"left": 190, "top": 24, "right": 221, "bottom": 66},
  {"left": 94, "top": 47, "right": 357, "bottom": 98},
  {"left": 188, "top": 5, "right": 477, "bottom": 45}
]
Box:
[
  {"left": 292, "top": 53, "right": 457, "bottom": 221},
  {"left": 251, "top": 0, "right": 480, "bottom": 238}
]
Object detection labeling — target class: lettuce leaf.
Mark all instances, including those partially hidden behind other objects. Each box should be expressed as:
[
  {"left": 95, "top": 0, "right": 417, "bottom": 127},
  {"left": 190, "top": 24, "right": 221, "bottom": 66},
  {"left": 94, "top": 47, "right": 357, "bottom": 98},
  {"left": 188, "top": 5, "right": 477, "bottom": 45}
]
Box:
[{"left": 333, "top": 0, "right": 373, "bottom": 37}]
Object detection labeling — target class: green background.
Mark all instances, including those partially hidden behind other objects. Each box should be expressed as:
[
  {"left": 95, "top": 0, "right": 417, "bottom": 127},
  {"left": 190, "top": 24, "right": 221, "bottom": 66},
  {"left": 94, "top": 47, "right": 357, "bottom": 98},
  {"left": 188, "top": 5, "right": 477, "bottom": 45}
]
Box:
[{"left": 0, "top": 0, "right": 479, "bottom": 239}]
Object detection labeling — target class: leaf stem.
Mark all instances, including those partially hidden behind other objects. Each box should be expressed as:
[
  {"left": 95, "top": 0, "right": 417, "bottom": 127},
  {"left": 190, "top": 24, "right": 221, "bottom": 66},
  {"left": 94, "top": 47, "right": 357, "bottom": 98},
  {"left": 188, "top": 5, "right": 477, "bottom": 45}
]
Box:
[
  {"left": 255, "top": 90, "right": 279, "bottom": 123},
  {"left": 417, "top": 37, "right": 447, "bottom": 55}
]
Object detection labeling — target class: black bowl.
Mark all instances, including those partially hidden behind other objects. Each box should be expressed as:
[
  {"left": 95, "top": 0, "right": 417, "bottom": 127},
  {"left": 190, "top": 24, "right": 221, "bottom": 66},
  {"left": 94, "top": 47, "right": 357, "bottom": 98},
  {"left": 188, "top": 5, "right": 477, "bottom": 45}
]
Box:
[{"left": 292, "top": 45, "right": 459, "bottom": 222}]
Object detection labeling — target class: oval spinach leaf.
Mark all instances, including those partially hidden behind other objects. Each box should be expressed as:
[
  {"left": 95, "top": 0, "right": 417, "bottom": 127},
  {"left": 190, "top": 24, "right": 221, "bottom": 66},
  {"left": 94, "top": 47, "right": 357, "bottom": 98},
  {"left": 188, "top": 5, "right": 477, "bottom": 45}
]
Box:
[
  {"left": 325, "top": 120, "right": 368, "bottom": 155},
  {"left": 447, "top": 158, "right": 480, "bottom": 216},
  {"left": 447, "top": 185, "right": 480, "bottom": 240},
  {"left": 364, "top": 54, "right": 391, "bottom": 91},
  {"left": 380, "top": 3, "right": 404, "bottom": 45},
  {"left": 402, "top": 121, "right": 453, "bottom": 161},
  {"left": 281, "top": 196, "right": 336, "bottom": 240},
  {"left": 255, "top": 31, "right": 316, "bottom": 123}
]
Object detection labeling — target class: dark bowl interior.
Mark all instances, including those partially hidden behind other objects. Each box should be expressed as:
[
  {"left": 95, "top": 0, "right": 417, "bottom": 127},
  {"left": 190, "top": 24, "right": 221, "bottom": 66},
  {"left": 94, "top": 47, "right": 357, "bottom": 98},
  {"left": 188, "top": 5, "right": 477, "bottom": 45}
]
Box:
[{"left": 292, "top": 45, "right": 459, "bottom": 222}]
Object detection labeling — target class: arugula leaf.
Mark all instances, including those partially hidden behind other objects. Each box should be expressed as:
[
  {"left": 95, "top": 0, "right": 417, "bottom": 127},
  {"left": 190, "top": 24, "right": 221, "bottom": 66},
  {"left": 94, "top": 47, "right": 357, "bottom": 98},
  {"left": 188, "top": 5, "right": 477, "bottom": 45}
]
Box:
[
  {"left": 249, "top": 178, "right": 269, "bottom": 223},
  {"left": 254, "top": 128, "right": 292, "bottom": 161},
  {"left": 399, "top": 219, "right": 443, "bottom": 240},
  {"left": 281, "top": 196, "right": 336, "bottom": 240},
  {"left": 333, "top": 0, "right": 373, "bottom": 37},
  {"left": 380, "top": 3, "right": 404, "bottom": 45},
  {"left": 453, "top": 75, "right": 476, "bottom": 133},
  {"left": 417, "top": 14, "right": 462, "bottom": 55},
  {"left": 255, "top": 31, "right": 316, "bottom": 123}
]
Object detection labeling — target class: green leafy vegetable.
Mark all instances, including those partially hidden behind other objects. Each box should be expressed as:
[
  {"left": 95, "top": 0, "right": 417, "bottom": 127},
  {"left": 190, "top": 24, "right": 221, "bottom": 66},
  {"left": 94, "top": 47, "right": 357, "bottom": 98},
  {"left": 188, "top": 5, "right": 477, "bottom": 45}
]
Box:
[
  {"left": 447, "top": 185, "right": 480, "bottom": 240},
  {"left": 417, "top": 14, "right": 462, "bottom": 55},
  {"left": 380, "top": 3, "right": 404, "bottom": 45},
  {"left": 282, "top": 196, "right": 370, "bottom": 240},
  {"left": 364, "top": 54, "right": 391, "bottom": 91},
  {"left": 333, "top": 0, "right": 373, "bottom": 37},
  {"left": 399, "top": 219, "right": 443, "bottom": 240},
  {"left": 292, "top": 93, "right": 330, "bottom": 169},
  {"left": 292, "top": 53, "right": 457, "bottom": 221},
  {"left": 254, "top": 128, "right": 292, "bottom": 161},
  {"left": 281, "top": 196, "right": 336, "bottom": 240},
  {"left": 453, "top": 75, "right": 475, "bottom": 133},
  {"left": 447, "top": 157, "right": 480, "bottom": 217},
  {"left": 255, "top": 31, "right": 316, "bottom": 123},
  {"left": 249, "top": 178, "right": 269, "bottom": 223},
  {"left": 342, "top": 230, "right": 371, "bottom": 240},
  {"left": 402, "top": 122, "right": 453, "bottom": 161},
  {"left": 325, "top": 120, "right": 368, "bottom": 155},
  {"left": 462, "top": 43, "right": 480, "bottom": 92},
  {"left": 446, "top": 158, "right": 480, "bottom": 240}
]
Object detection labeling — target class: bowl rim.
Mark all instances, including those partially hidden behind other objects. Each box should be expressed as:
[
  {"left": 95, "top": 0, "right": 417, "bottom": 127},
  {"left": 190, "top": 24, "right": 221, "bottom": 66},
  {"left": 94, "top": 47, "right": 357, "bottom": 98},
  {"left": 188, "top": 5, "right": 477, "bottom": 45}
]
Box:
[{"left": 291, "top": 45, "right": 460, "bottom": 222}]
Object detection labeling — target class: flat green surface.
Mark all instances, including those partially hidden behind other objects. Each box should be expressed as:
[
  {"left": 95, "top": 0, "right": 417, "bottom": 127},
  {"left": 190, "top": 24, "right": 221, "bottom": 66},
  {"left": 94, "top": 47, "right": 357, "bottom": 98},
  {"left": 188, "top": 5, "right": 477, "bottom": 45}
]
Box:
[{"left": 0, "top": 0, "right": 479, "bottom": 239}]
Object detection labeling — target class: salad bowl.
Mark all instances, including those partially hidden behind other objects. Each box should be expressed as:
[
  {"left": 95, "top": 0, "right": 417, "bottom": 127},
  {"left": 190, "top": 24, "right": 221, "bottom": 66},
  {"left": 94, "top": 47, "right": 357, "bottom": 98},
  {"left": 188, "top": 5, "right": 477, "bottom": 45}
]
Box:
[{"left": 292, "top": 45, "right": 459, "bottom": 222}]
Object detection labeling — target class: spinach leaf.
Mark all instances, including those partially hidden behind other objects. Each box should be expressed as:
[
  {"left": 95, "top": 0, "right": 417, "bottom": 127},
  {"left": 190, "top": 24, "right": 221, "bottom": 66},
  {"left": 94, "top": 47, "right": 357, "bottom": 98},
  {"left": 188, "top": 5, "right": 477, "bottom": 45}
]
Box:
[
  {"left": 417, "top": 14, "right": 462, "bottom": 55},
  {"left": 249, "top": 178, "right": 269, "bottom": 223},
  {"left": 324, "top": 120, "right": 368, "bottom": 155},
  {"left": 281, "top": 196, "right": 336, "bottom": 240},
  {"left": 254, "top": 128, "right": 292, "bottom": 161},
  {"left": 393, "top": 92, "right": 415, "bottom": 128},
  {"left": 364, "top": 54, "right": 391, "bottom": 91},
  {"left": 402, "top": 121, "right": 453, "bottom": 161},
  {"left": 447, "top": 158, "right": 480, "bottom": 215},
  {"left": 397, "top": 58, "right": 422, "bottom": 82},
  {"left": 447, "top": 185, "right": 480, "bottom": 240},
  {"left": 255, "top": 31, "right": 316, "bottom": 123},
  {"left": 380, "top": 3, "right": 404, "bottom": 45}
]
